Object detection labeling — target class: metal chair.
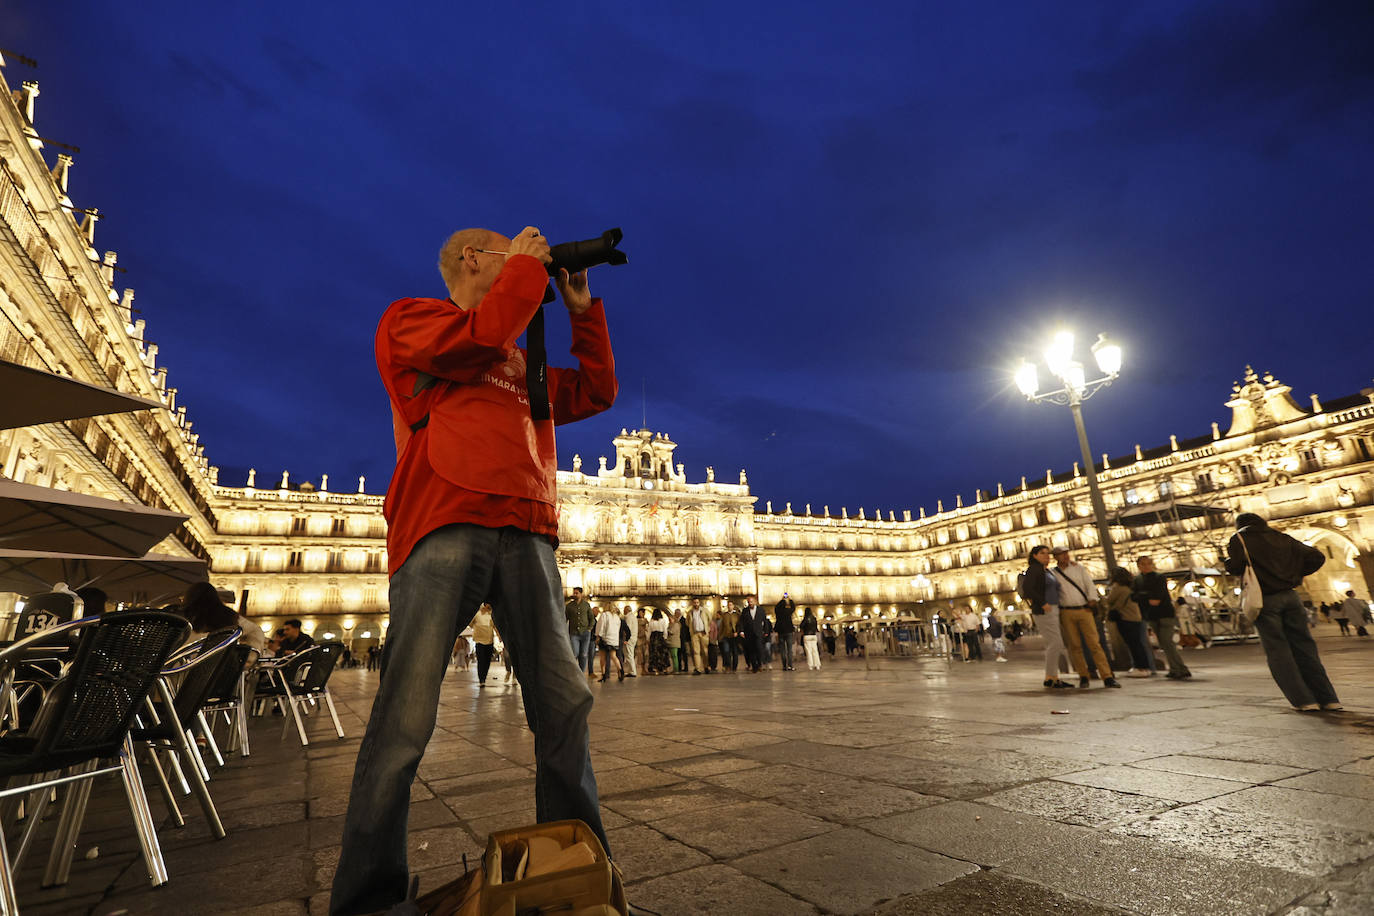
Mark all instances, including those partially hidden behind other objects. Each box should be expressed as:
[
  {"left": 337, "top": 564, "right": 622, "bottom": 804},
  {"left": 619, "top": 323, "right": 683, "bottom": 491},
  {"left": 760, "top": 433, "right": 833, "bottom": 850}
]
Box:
[
  {"left": 0, "top": 610, "right": 190, "bottom": 913},
  {"left": 198, "top": 643, "right": 256, "bottom": 761},
  {"left": 255, "top": 643, "right": 345, "bottom": 746},
  {"left": 130, "top": 628, "right": 240, "bottom": 840}
]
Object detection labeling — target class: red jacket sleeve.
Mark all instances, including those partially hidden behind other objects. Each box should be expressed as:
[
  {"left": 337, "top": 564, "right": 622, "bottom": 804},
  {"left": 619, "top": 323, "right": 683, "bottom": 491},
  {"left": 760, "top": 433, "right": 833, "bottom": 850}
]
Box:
[
  {"left": 383, "top": 255, "right": 548, "bottom": 383},
  {"left": 548, "top": 300, "right": 617, "bottom": 425}
]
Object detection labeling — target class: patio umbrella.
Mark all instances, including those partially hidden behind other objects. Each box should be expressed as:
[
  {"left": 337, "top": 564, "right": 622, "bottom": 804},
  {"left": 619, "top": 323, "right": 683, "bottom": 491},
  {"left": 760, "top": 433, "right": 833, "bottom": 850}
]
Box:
[
  {"left": 0, "top": 358, "right": 165, "bottom": 430},
  {"left": 0, "top": 478, "right": 188, "bottom": 557},
  {"left": 0, "top": 549, "right": 207, "bottom": 603}
]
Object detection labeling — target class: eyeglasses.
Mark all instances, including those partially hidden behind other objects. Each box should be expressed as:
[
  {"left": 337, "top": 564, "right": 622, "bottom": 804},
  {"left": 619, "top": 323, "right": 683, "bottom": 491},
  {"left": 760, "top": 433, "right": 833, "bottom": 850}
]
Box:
[{"left": 471, "top": 248, "right": 508, "bottom": 257}]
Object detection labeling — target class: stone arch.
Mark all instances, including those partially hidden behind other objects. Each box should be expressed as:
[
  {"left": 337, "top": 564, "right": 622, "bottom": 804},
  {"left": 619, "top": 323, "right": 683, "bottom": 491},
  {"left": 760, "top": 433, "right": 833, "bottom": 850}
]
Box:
[{"left": 1284, "top": 525, "right": 1368, "bottom": 601}]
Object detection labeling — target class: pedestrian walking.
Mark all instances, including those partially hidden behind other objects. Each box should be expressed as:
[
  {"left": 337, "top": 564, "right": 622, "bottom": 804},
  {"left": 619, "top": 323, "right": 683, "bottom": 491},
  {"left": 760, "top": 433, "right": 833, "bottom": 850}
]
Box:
[
  {"left": 987, "top": 612, "right": 1007, "bottom": 662},
  {"left": 621, "top": 605, "right": 639, "bottom": 677},
  {"left": 800, "top": 607, "right": 822, "bottom": 670},
  {"left": 1225, "top": 513, "right": 1341, "bottom": 711},
  {"left": 774, "top": 595, "right": 797, "bottom": 671},
  {"left": 566, "top": 587, "right": 595, "bottom": 676},
  {"left": 1332, "top": 595, "right": 1352, "bottom": 636},
  {"left": 688, "top": 599, "right": 710, "bottom": 675},
  {"left": 472, "top": 602, "right": 496, "bottom": 686},
  {"left": 594, "top": 606, "right": 624, "bottom": 682}
]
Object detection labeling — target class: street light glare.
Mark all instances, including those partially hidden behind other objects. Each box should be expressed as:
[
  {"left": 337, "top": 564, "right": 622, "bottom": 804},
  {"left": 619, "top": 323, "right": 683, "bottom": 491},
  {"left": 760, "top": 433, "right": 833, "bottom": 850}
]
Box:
[
  {"left": 1014, "top": 360, "right": 1039, "bottom": 397},
  {"left": 1044, "top": 330, "right": 1074, "bottom": 378},
  {"left": 1092, "top": 333, "right": 1123, "bottom": 376},
  {"left": 1063, "top": 362, "right": 1087, "bottom": 394}
]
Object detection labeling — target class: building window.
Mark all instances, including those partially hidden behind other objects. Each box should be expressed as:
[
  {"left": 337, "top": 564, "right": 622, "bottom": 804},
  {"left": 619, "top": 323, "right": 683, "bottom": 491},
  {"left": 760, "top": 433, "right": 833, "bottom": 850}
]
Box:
[
  {"left": 287, "top": 551, "right": 303, "bottom": 572},
  {"left": 1125, "top": 488, "right": 1140, "bottom": 505},
  {"left": 332, "top": 517, "right": 346, "bottom": 535},
  {"left": 1158, "top": 479, "right": 1173, "bottom": 498},
  {"left": 1196, "top": 472, "right": 1214, "bottom": 492},
  {"left": 291, "top": 517, "right": 307, "bottom": 535},
  {"left": 246, "top": 550, "right": 262, "bottom": 572},
  {"left": 328, "top": 550, "right": 343, "bottom": 571},
  {"left": 1301, "top": 449, "right": 1318, "bottom": 471},
  {"left": 1357, "top": 438, "right": 1372, "bottom": 461},
  {"left": 1239, "top": 465, "right": 1255, "bottom": 485},
  {"left": 366, "top": 553, "right": 383, "bottom": 572}
]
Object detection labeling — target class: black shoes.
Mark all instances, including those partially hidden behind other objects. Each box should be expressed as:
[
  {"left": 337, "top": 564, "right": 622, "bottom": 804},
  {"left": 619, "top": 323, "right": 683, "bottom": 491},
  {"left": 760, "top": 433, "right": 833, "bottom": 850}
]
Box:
[
  {"left": 1044, "top": 679, "right": 1073, "bottom": 689},
  {"left": 1078, "top": 677, "right": 1090, "bottom": 689},
  {"left": 1104, "top": 677, "right": 1122, "bottom": 688}
]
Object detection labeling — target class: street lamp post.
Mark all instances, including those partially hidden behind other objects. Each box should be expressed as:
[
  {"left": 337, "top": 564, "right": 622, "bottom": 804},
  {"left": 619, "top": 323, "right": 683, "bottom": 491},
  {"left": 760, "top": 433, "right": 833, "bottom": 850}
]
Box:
[{"left": 1014, "top": 331, "right": 1123, "bottom": 575}]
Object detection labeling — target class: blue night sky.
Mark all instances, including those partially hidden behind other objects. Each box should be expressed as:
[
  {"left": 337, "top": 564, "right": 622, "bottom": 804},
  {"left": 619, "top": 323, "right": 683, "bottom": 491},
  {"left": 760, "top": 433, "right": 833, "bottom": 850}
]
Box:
[{"left": 11, "top": 1, "right": 1374, "bottom": 515}]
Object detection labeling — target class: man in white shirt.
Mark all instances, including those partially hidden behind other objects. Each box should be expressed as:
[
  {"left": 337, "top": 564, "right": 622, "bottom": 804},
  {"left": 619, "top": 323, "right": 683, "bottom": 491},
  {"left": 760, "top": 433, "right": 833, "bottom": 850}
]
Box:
[
  {"left": 1338, "top": 590, "right": 1369, "bottom": 636},
  {"left": 593, "top": 606, "right": 624, "bottom": 683},
  {"left": 959, "top": 608, "right": 983, "bottom": 661},
  {"left": 1053, "top": 547, "right": 1120, "bottom": 689},
  {"left": 688, "top": 598, "right": 711, "bottom": 675}
]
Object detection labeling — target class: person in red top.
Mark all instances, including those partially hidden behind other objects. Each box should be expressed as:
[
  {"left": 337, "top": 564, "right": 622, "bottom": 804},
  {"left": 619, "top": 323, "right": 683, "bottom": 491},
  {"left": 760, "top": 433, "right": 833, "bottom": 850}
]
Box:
[{"left": 330, "top": 226, "right": 617, "bottom": 916}]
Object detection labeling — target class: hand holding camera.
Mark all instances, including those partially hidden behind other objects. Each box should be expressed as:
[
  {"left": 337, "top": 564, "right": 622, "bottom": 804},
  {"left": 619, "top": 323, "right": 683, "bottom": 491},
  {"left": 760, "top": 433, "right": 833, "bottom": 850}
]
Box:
[{"left": 508, "top": 226, "right": 552, "bottom": 266}]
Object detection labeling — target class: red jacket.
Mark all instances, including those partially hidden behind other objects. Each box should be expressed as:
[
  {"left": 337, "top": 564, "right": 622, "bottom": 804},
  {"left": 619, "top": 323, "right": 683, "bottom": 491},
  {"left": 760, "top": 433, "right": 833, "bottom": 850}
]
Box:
[{"left": 376, "top": 255, "right": 617, "bottom": 575}]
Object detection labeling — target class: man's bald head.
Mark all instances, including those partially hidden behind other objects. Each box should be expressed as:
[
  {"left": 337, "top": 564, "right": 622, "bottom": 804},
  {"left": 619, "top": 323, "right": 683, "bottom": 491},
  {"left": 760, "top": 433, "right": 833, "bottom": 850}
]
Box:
[{"left": 438, "top": 228, "right": 509, "bottom": 303}]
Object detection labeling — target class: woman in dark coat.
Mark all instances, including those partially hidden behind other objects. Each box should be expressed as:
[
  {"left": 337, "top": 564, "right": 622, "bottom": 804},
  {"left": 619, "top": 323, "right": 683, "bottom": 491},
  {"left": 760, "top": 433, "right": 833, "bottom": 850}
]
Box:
[{"left": 647, "top": 608, "right": 671, "bottom": 675}]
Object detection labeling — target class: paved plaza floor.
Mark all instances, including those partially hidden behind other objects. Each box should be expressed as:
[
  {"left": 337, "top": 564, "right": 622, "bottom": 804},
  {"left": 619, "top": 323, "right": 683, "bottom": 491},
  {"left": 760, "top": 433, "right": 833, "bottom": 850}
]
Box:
[{"left": 11, "top": 626, "right": 1374, "bottom": 916}]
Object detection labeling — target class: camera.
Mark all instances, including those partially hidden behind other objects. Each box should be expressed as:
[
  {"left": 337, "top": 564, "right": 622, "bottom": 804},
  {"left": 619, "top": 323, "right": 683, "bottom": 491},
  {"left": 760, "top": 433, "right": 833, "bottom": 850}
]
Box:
[
  {"left": 548, "top": 228, "right": 627, "bottom": 275},
  {"left": 540, "top": 229, "right": 627, "bottom": 303}
]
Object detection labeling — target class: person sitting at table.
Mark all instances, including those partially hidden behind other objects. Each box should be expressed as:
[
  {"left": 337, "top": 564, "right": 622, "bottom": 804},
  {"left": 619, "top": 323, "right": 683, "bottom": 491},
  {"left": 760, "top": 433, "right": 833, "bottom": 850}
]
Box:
[
  {"left": 75, "top": 586, "right": 108, "bottom": 617},
  {"left": 181, "top": 582, "right": 267, "bottom": 654},
  {"left": 278, "top": 619, "right": 314, "bottom": 656}
]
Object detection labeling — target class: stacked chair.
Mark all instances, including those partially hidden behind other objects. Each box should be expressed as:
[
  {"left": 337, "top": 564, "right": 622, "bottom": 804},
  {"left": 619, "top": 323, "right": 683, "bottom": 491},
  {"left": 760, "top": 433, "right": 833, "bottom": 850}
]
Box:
[
  {"left": 0, "top": 601, "right": 350, "bottom": 911},
  {"left": 129, "top": 627, "right": 242, "bottom": 840},
  {"left": 0, "top": 610, "right": 190, "bottom": 914}
]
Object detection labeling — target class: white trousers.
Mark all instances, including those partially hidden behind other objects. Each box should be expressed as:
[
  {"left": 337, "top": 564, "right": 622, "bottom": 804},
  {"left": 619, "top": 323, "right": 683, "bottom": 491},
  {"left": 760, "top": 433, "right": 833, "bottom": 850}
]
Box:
[
  {"left": 803, "top": 634, "right": 821, "bottom": 669},
  {"left": 1041, "top": 606, "right": 1067, "bottom": 678},
  {"left": 623, "top": 636, "right": 638, "bottom": 675}
]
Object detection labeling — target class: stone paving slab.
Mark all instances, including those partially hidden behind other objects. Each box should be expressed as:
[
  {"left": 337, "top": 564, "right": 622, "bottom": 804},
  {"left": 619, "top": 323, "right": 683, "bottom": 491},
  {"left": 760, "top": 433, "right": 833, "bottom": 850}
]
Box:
[
  {"left": 10, "top": 631, "right": 1374, "bottom": 914},
  {"left": 865, "top": 869, "right": 1128, "bottom": 916},
  {"left": 735, "top": 827, "right": 977, "bottom": 915}
]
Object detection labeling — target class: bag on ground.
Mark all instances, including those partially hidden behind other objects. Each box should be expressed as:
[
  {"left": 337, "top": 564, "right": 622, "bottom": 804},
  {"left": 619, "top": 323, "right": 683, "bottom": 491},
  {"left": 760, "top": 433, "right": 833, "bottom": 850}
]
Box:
[{"left": 403, "top": 819, "right": 627, "bottom": 916}]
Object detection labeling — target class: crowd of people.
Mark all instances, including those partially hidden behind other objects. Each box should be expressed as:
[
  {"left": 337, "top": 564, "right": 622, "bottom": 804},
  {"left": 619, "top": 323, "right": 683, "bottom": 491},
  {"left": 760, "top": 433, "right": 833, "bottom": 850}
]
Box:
[
  {"left": 439, "top": 511, "right": 1369, "bottom": 715},
  {"left": 562, "top": 591, "right": 834, "bottom": 680}
]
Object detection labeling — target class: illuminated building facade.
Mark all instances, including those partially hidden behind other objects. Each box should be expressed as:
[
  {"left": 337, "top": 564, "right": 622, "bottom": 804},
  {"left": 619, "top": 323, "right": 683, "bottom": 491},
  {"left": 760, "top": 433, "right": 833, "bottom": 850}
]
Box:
[
  {"left": 0, "top": 61, "right": 216, "bottom": 620},
  {"left": 4, "top": 63, "right": 1373, "bottom": 644}
]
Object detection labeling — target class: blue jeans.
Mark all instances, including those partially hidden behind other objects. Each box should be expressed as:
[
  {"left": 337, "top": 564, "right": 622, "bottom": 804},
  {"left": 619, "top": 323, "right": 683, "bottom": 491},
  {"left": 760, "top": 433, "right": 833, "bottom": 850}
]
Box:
[
  {"left": 330, "top": 524, "right": 608, "bottom": 915},
  {"left": 719, "top": 637, "right": 735, "bottom": 671},
  {"left": 569, "top": 630, "right": 594, "bottom": 674},
  {"left": 1253, "top": 589, "right": 1339, "bottom": 707}
]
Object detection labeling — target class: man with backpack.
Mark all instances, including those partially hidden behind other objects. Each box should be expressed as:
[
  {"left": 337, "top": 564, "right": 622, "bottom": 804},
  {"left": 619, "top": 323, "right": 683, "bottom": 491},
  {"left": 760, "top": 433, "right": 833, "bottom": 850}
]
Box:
[{"left": 1225, "top": 513, "right": 1340, "bottom": 711}]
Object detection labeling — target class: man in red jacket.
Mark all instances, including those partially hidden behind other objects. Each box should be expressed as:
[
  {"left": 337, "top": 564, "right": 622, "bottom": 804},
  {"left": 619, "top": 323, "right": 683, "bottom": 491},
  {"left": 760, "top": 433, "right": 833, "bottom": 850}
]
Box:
[{"left": 331, "top": 226, "right": 618, "bottom": 915}]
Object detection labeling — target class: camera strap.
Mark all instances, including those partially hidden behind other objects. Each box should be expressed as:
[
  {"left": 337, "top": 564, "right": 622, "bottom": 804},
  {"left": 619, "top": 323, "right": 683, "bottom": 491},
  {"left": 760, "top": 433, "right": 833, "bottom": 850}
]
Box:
[
  {"left": 407, "top": 300, "right": 549, "bottom": 433},
  {"left": 525, "top": 305, "right": 551, "bottom": 421}
]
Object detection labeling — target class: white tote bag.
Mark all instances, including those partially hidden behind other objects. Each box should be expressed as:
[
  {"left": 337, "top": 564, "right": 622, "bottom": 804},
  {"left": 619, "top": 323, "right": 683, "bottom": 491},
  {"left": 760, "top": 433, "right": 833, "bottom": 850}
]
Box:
[{"left": 1237, "top": 536, "right": 1264, "bottom": 624}]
